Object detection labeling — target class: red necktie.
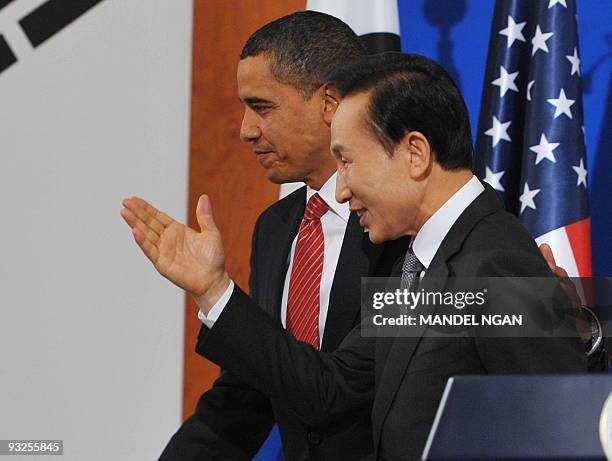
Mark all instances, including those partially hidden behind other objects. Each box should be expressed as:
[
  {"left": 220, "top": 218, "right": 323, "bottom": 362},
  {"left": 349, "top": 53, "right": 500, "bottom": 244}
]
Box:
[{"left": 286, "top": 193, "right": 329, "bottom": 349}]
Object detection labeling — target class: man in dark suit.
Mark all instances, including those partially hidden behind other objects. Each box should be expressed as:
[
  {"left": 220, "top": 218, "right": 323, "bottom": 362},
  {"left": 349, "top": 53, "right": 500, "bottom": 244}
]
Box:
[
  {"left": 122, "top": 53, "right": 587, "bottom": 460},
  {"left": 142, "top": 11, "right": 405, "bottom": 461}
]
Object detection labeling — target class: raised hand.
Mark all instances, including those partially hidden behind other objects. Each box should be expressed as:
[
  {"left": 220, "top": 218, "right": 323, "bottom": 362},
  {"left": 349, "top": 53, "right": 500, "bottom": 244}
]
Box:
[{"left": 120, "top": 195, "right": 230, "bottom": 311}]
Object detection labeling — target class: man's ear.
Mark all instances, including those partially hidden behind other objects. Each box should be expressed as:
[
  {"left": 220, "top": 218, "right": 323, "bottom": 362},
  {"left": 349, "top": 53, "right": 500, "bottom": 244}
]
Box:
[
  {"left": 322, "top": 84, "right": 342, "bottom": 126},
  {"left": 396, "top": 131, "right": 432, "bottom": 180}
]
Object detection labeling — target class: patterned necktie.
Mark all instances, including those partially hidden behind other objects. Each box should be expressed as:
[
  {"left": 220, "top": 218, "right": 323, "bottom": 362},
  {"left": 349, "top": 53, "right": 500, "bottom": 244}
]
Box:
[
  {"left": 400, "top": 246, "right": 423, "bottom": 292},
  {"left": 286, "top": 193, "right": 329, "bottom": 349}
]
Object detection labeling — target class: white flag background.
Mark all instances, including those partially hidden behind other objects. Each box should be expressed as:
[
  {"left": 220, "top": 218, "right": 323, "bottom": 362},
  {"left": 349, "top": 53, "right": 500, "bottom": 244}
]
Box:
[{"left": 0, "top": 1, "right": 192, "bottom": 459}]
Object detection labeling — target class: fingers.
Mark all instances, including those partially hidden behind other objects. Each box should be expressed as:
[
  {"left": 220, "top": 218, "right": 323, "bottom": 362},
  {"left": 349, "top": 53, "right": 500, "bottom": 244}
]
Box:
[
  {"left": 538, "top": 243, "right": 581, "bottom": 298},
  {"left": 120, "top": 207, "right": 160, "bottom": 245},
  {"left": 555, "top": 265, "right": 569, "bottom": 279},
  {"left": 132, "top": 227, "right": 159, "bottom": 263},
  {"left": 122, "top": 196, "right": 173, "bottom": 230},
  {"left": 132, "top": 205, "right": 165, "bottom": 235},
  {"left": 121, "top": 196, "right": 171, "bottom": 261},
  {"left": 135, "top": 196, "right": 174, "bottom": 227},
  {"left": 196, "top": 194, "right": 218, "bottom": 233},
  {"left": 553, "top": 264, "right": 581, "bottom": 307},
  {"left": 539, "top": 243, "right": 557, "bottom": 271},
  {"left": 539, "top": 243, "right": 572, "bottom": 283}
]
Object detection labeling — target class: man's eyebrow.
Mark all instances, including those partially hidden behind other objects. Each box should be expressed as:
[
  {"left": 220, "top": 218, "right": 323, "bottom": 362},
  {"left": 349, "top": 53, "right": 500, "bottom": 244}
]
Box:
[{"left": 241, "top": 97, "right": 274, "bottom": 105}]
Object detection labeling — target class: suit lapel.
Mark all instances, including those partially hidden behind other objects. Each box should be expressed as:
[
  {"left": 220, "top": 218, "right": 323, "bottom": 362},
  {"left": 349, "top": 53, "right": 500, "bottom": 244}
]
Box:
[
  {"left": 372, "top": 184, "right": 504, "bottom": 453},
  {"left": 264, "top": 188, "right": 306, "bottom": 322},
  {"left": 322, "top": 214, "right": 383, "bottom": 352},
  {"left": 371, "top": 264, "right": 448, "bottom": 451}
]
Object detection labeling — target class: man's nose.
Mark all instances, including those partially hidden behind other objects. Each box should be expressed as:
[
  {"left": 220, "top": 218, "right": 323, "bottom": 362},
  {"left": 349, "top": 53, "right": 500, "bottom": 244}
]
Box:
[
  {"left": 240, "top": 109, "right": 261, "bottom": 142},
  {"left": 335, "top": 170, "right": 351, "bottom": 204}
]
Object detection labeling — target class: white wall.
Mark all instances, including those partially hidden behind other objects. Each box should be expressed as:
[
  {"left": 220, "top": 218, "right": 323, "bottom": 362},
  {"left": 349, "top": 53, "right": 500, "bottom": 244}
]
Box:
[{"left": 0, "top": 1, "right": 192, "bottom": 459}]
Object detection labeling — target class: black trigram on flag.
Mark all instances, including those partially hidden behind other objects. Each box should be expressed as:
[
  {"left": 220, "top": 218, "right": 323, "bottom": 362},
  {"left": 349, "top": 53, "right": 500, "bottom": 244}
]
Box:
[
  {"left": 0, "top": 33, "right": 17, "bottom": 72},
  {"left": 0, "top": 0, "right": 105, "bottom": 74},
  {"left": 307, "top": 0, "right": 401, "bottom": 54}
]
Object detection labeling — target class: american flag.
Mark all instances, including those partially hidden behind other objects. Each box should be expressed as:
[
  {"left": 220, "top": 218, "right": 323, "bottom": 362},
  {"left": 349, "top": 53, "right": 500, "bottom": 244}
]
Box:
[{"left": 475, "top": 0, "right": 592, "bottom": 278}]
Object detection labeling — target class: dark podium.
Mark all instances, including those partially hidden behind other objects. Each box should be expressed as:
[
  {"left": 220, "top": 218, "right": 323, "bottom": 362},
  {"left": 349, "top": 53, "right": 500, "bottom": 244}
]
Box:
[{"left": 422, "top": 374, "right": 612, "bottom": 460}]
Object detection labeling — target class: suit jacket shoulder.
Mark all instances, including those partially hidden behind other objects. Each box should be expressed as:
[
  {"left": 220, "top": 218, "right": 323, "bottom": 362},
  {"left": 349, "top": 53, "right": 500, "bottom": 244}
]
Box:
[
  {"left": 254, "top": 186, "right": 306, "bottom": 234},
  {"left": 428, "top": 184, "right": 553, "bottom": 278}
]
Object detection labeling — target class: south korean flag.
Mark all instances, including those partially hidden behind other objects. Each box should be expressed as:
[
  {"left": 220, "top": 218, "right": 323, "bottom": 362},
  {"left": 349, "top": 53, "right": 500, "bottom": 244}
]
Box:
[{"left": 307, "top": 0, "right": 401, "bottom": 54}]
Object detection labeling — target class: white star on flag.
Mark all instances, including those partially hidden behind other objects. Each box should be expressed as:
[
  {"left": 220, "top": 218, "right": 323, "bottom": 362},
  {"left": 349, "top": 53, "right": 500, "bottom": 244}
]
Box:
[
  {"left": 519, "top": 182, "right": 541, "bottom": 214},
  {"left": 529, "top": 133, "right": 559, "bottom": 164},
  {"left": 531, "top": 25, "right": 554, "bottom": 56},
  {"left": 547, "top": 88, "right": 575, "bottom": 119},
  {"left": 526, "top": 80, "right": 535, "bottom": 101},
  {"left": 492, "top": 66, "right": 519, "bottom": 97},
  {"left": 484, "top": 116, "right": 512, "bottom": 147},
  {"left": 572, "top": 158, "right": 588, "bottom": 187},
  {"left": 499, "top": 16, "right": 527, "bottom": 48},
  {"left": 484, "top": 167, "right": 505, "bottom": 191},
  {"left": 548, "top": 0, "right": 567, "bottom": 8},
  {"left": 566, "top": 47, "right": 581, "bottom": 76}
]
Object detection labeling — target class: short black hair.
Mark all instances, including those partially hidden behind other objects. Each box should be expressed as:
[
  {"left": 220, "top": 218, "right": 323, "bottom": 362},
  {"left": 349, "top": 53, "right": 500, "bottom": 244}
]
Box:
[
  {"left": 328, "top": 52, "right": 473, "bottom": 170},
  {"left": 240, "top": 11, "right": 367, "bottom": 98}
]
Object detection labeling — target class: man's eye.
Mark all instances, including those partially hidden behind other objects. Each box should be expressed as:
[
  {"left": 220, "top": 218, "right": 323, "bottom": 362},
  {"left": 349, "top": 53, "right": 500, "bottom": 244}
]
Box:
[{"left": 253, "top": 105, "right": 271, "bottom": 113}]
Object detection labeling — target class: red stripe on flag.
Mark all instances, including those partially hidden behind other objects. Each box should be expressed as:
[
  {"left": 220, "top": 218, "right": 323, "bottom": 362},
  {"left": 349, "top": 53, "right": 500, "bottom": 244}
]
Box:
[{"left": 565, "top": 218, "right": 592, "bottom": 277}]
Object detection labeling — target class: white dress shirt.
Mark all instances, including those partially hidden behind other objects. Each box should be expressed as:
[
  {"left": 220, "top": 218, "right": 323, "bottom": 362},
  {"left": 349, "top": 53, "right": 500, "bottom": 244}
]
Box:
[
  {"left": 411, "top": 175, "right": 484, "bottom": 271},
  {"left": 198, "top": 173, "right": 350, "bottom": 348}
]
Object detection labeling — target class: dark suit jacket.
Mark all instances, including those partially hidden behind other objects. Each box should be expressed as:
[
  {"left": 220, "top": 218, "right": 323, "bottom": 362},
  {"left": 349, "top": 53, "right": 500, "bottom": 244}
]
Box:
[
  {"left": 197, "top": 185, "right": 588, "bottom": 461},
  {"left": 160, "top": 186, "right": 407, "bottom": 461}
]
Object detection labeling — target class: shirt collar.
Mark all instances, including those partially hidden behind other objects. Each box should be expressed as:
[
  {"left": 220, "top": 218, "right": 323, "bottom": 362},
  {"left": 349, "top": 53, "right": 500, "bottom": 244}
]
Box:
[
  {"left": 306, "top": 172, "right": 350, "bottom": 222},
  {"left": 412, "top": 175, "right": 484, "bottom": 269}
]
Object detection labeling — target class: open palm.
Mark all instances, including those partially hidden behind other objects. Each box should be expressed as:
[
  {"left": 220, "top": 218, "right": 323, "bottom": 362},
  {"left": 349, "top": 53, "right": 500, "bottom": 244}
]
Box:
[{"left": 121, "top": 195, "right": 226, "bottom": 299}]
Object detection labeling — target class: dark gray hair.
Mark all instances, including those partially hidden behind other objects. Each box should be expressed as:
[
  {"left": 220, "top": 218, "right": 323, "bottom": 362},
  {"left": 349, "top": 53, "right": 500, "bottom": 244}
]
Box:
[{"left": 240, "top": 11, "right": 367, "bottom": 98}]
